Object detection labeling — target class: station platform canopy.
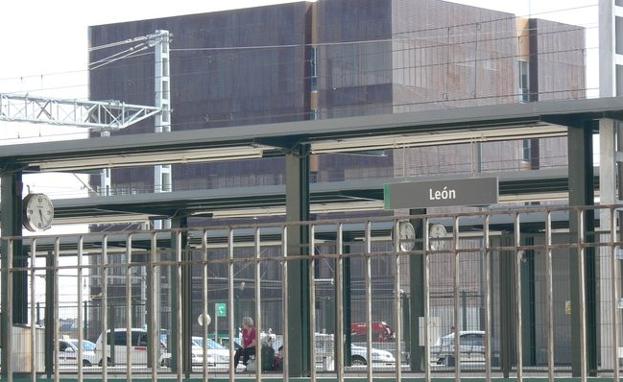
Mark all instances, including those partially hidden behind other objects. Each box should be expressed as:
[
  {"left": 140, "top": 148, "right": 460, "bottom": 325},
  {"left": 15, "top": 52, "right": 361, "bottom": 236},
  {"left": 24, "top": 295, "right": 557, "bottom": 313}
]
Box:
[
  {"left": 0, "top": 97, "right": 620, "bottom": 173},
  {"left": 46, "top": 167, "right": 583, "bottom": 224}
]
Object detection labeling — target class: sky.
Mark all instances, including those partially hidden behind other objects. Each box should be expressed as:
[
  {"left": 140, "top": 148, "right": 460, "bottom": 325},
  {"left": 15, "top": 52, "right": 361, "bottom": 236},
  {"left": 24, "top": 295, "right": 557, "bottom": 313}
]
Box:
[{"left": 0, "top": 0, "right": 602, "bottom": 309}]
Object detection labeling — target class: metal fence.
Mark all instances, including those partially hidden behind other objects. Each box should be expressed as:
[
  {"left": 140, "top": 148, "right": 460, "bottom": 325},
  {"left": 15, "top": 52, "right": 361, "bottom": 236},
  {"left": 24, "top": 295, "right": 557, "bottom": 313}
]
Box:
[{"left": 0, "top": 204, "right": 621, "bottom": 381}]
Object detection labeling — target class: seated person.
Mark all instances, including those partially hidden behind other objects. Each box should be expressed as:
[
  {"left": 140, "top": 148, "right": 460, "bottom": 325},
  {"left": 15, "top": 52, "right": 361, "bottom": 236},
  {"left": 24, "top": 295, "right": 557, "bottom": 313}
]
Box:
[{"left": 234, "top": 316, "right": 256, "bottom": 369}]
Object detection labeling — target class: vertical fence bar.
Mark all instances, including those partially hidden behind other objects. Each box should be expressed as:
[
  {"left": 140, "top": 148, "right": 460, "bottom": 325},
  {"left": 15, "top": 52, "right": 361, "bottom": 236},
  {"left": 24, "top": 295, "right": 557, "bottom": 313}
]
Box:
[
  {"left": 578, "top": 209, "right": 588, "bottom": 382},
  {"left": 335, "top": 224, "right": 344, "bottom": 380},
  {"left": 77, "top": 236, "right": 84, "bottom": 382},
  {"left": 176, "top": 231, "right": 183, "bottom": 382},
  {"left": 364, "top": 221, "right": 373, "bottom": 382},
  {"left": 228, "top": 228, "right": 235, "bottom": 382},
  {"left": 308, "top": 224, "right": 316, "bottom": 381},
  {"left": 150, "top": 233, "right": 158, "bottom": 382},
  {"left": 423, "top": 219, "right": 431, "bottom": 382},
  {"left": 202, "top": 230, "right": 209, "bottom": 382},
  {"left": 126, "top": 234, "right": 133, "bottom": 382},
  {"left": 102, "top": 235, "right": 108, "bottom": 382},
  {"left": 394, "top": 220, "right": 403, "bottom": 381},
  {"left": 610, "top": 207, "right": 620, "bottom": 382},
  {"left": 483, "top": 215, "right": 492, "bottom": 382},
  {"left": 30, "top": 239, "right": 37, "bottom": 382},
  {"left": 514, "top": 214, "right": 523, "bottom": 382},
  {"left": 282, "top": 226, "right": 289, "bottom": 382},
  {"left": 5, "top": 239, "right": 14, "bottom": 382},
  {"left": 255, "top": 227, "right": 263, "bottom": 382},
  {"left": 545, "top": 211, "right": 554, "bottom": 382},
  {"left": 453, "top": 217, "right": 460, "bottom": 382},
  {"left": 54, "top": 238, "right": 60, "bottom": 382}
]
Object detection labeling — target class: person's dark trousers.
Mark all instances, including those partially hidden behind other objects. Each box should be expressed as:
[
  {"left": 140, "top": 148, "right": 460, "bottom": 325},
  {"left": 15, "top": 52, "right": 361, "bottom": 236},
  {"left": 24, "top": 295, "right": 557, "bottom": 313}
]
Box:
[{"left": 234, "top": 347, "right": 256, "bottom": 367}]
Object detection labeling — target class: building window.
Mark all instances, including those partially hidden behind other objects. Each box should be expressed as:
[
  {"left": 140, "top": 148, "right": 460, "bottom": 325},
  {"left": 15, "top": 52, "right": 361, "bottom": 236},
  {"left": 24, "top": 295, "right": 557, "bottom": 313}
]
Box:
[
  {"left": 522, "top": 139, "right": 532, "bottom": 162},
  {"left": 518, "top": 60, "right": 529, "bottom": 103},
  {"left": 310, "top": 46, "right": 318, "bottom": 92},
  {"left": 617, "top": 65, "right": 623, "bottom": 96}
]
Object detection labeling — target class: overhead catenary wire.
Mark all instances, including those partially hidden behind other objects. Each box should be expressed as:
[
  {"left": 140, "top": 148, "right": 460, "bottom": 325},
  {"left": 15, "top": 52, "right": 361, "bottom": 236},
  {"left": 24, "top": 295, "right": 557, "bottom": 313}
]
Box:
[
  {"left": 4, "top": 35, "right": 597, "bottom": 99},
  {"left": 0, "top": 3, "right": 597, "bottom": 84}
]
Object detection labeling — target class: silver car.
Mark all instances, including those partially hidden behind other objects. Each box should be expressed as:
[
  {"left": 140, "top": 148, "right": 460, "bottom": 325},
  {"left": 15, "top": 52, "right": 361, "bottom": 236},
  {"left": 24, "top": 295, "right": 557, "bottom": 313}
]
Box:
[{"left": 431, "top": 330, "right": 485, "bottom": 366}]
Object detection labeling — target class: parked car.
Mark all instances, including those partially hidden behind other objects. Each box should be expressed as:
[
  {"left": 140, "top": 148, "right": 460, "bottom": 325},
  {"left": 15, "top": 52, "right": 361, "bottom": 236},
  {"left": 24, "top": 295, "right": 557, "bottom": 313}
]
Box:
[
  {"left": 95, "top": 328, "right": 166, "bottom": 366},
  {"left": 59, "top": 339, "right": 98, "bottom": 367},
  {"left": 277, "top": 333, "right": 396, "bottom": 368},
  {"left": 192, "top": 337, "right": 230, "bottom": 366},
  {"left": 160, "top": 336, "right": 228, "bottom": 367},
  {"left": 431, "top": 330, "right": 485, "bottom": 366},
  {"left": 351, "top": 322, "right": 395, "bottom": 342},
  {"left": 349, "top": 344, "right": 395, "bottom": 366}
]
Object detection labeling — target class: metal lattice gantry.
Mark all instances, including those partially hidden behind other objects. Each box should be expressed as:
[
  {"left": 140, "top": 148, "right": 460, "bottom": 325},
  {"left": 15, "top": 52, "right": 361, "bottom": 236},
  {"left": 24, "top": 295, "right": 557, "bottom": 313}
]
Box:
[{"left": 0, "top": 93, "right": 161, "bottom": 131}]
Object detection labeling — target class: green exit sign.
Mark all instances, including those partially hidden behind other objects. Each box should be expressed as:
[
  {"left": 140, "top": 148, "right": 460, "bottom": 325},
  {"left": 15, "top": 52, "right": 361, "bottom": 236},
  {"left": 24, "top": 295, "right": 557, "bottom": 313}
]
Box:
[{"left": 215, "top": 303, "right": 227, "bottom": 317}]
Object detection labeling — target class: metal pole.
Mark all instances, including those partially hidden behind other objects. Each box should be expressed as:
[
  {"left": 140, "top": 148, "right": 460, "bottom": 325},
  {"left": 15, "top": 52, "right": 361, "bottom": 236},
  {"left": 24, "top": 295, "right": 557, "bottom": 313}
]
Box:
[
  {"left": 126, "top": 234, "right": 133, "bottom": 382},
  {"left": 336, "top": 224, "right": 345, "bottom": 379},
  {"left": 150, "top": 233, "right": 158, "bottom": 382},
  {"left": 483, "top": 215, "right": 492, "bottom": 382},
  {"left": 394, "top": 220, "right": 403, "bottom": 381},
  {"left": 545, "top": 212, "right": 555, "bottom": 382},
  {"left": 423, "top": 219, "right": 431, "bottom": 382},
  {"left": 176, "top": 231, "right": 183, "bottom": 382},
  {"left": 282, "top": 226, "right": 290, "bottom": 382},
  {"left": 365, "top": 221, "right": 373, "bottom": 382},
  {"left": 453, "top": 217, "right": 461, "bottom": 382},
  {"left": 228, "top": 228, "right": 235, "bottom": 382},
  {"left": 4, "top": 239, "right": 14, "bottom": 382},
  {"left": 102, "top": 236, "right": 108, "bottom": 382},
  {"left": 255, "top": 227, "right": 263, "bottom": 382},
  {"left": 308, "top": 224, "right": 316, "bottom": 380},
  {"left": 54, "top": 238, "right": 60, "bottom": 382},
  {"left": 30, "top": 239, "right": 37, "bottom": 382},
  {"left": 514, "top": 214, "right": 523, "bottom": 382},
  {"left": 610, "top": 207, "right": 620, "bottom": 381},
  {"left": 77, "top": 236, "right": 84, "bottom": 382},
  {"left": 153, "top": 29, "right": 172, "bottom": 230},
  {"left": 202, "top": 230, "right": 209, "bottom": 382},
  {"left": 578, "top": 209, "right": 588, "bottom": 382}
]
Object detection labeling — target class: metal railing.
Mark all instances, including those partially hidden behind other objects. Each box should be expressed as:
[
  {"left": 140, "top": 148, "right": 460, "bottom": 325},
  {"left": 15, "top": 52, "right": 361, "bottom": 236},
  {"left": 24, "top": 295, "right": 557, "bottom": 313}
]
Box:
[{"left": 0, "top": 204, "right": 621, "bottom": 381}]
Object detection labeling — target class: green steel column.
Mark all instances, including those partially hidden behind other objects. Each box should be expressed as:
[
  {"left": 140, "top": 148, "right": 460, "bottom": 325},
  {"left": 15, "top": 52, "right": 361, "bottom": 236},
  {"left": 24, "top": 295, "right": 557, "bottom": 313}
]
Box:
[
  {"left": 343, "top": 245, "right": 352, "bottom": 366},
  {"left": 499, "top": 237, "right": 513, "bottom": 378},
  {"left": 285, "top": 144, "right": 311, "bottom": 377},
  {"left": 409, "top": 208, "right": 425, "bottom": 372},
  {"left": 170, "top": 216, "right": 190, "bottom": 375},
  {"left": 1, "top": 170, "right": 26, "bottom": 324},
  {"left": 568, "top": 123, "right": 597, "bottom": 376},
  {"left": 522, "top": 246, "right": 537, "bottom": 366},
  {"left": 44, "top": 251, "right": 55, "bottom": 377}
]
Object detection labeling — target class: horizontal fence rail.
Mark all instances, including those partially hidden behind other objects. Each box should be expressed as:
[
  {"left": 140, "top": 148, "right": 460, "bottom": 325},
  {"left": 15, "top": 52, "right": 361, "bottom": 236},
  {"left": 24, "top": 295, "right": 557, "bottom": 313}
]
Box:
[{"left": 0, "top": 204, "right": 621, "bottom": 381}]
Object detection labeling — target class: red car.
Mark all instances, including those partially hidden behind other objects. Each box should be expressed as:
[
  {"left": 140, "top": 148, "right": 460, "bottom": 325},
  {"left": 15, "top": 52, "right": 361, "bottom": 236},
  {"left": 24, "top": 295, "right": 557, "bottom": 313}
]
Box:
[{"left": 351, "top": 321, "right": 394, "bottom": 342}]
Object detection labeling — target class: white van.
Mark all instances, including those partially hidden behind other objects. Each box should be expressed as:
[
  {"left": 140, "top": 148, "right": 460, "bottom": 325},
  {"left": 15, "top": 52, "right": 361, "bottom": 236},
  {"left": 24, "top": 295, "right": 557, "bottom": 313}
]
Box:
[{"left": 95, "top": 328, "right": 165, "bottom": 366}]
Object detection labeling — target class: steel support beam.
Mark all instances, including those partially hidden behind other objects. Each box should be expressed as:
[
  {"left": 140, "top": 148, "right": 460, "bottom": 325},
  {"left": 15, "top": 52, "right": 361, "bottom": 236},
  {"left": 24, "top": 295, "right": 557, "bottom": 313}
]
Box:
[
  {"left": 499, "top": 236, "right": 513, "bottom": 378},
  {"left": 170, "top": 216, "right": 190, "bottom": 376},
  {"left": 343, "top": 245, "right": 352, "bottom": 367},
  {"left": 336, "top": 240, "right": 352, "bottom": 366},
  {"left": 0, "top": 93, "right": 161, "bottom": 131},
  {"left": 285, "top": 144, "right": 311, "bottom": 377},
  {"left": 409, "top": 208, "right": 425, "bottom": 371},
  {"left": 568, "top": 123, "right": 597, "bottom": 376},
  {"left": 1, "top": 171, "right": 26, "bottom": 324},
  {"left": 44, "top": 252, "right": 55, "bottom": 378}
]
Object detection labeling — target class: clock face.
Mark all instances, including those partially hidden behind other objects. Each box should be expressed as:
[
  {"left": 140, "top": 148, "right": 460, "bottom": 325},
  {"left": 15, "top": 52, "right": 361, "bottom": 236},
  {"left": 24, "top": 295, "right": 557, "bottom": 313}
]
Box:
[
  {"left": 429, "top": 224, "right": 447, "bottom": 250},
  {"left": 23, "top": 193, "right": 54, "bottom": 232},
  {"left": 398, "top": 221, "right": 416, "bottom": 252},
  {"left": 429, "top": 224, "right": 447, "bottom": 239}
]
